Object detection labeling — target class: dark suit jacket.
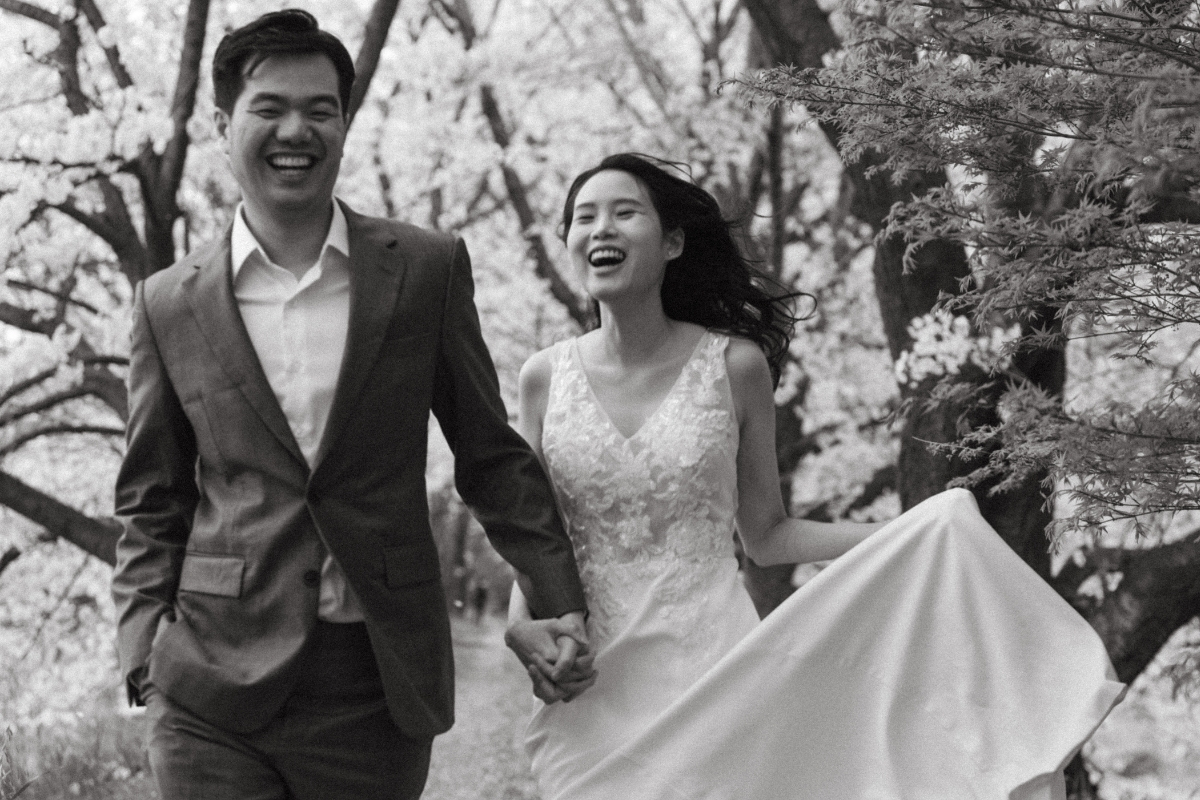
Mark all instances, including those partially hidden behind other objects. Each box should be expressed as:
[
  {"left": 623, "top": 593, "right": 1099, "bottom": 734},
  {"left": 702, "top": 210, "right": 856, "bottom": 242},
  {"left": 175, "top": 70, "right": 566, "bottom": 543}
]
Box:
[{"left": 111, "top": 204, "right": 586, "bottom": 737}]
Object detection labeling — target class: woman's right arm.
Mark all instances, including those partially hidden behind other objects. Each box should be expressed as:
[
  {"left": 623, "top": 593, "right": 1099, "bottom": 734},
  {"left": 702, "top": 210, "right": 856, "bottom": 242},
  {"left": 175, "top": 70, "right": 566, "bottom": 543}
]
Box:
[{"left": 505, "top": 349, "right": 596, "bottom": 702}]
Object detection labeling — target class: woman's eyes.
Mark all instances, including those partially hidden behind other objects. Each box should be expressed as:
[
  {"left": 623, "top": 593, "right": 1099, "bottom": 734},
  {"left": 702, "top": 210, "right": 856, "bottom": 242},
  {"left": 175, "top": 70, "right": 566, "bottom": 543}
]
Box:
[{"left": 575, "top": 208, "right": 638, "bottom": 224}]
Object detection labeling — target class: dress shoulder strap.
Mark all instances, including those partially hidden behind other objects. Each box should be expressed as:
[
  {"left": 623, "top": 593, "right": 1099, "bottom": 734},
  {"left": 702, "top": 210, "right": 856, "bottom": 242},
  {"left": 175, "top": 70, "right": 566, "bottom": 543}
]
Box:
[{"left": 545, "top": 338, "right": 579, "bottom": 413}]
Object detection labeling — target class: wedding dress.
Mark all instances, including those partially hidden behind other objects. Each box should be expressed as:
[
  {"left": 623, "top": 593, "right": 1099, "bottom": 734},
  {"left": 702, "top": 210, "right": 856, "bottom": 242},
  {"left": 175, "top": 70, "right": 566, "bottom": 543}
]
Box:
[{"left": 525, "top": 330, "right": 1124, "bottom": 800}]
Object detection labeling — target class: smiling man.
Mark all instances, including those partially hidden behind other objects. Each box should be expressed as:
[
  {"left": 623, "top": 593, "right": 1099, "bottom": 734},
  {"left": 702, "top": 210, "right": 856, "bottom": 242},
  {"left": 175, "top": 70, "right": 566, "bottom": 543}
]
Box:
[{"left": 111, "top": 10, "right": 590, "bottom": 800}]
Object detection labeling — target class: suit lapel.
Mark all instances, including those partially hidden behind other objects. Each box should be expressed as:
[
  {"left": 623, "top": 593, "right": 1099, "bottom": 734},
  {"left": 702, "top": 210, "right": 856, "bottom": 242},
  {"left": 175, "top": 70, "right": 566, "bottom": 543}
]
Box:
[
  {"left": 312, "top": 207, "right": 409, "bottom": 469},
  {"left": 184, "top": 230, "right": 308, "bottom": 470}
]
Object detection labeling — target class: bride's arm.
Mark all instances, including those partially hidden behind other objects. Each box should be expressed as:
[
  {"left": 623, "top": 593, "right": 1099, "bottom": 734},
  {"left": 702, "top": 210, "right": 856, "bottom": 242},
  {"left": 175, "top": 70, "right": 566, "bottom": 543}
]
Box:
[
  {"left": 728, "top": 339, "right": 885, "bottom": 568},
  {"left": 503, "top": 350, "right": 595, "bottom": 701}
]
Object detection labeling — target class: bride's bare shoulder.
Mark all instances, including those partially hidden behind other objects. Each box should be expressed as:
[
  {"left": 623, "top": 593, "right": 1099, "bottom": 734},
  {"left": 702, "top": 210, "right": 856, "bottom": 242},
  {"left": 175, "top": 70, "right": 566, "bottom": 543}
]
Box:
[
  {"left": 721, "top": 335, "right": 774, "bottom": 425},
  {"left": 519, "top": 345, "right": 560, "bottom": 400},
  {"left": 723, "top": 336, "right": 772, "bottom": 387}
]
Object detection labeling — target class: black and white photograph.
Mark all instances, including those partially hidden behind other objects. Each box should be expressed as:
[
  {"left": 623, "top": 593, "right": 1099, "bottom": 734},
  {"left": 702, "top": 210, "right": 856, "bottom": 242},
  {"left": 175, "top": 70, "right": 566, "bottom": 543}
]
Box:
[{"left": 1, "top": 1, "right": 1198, "bottom": 798}]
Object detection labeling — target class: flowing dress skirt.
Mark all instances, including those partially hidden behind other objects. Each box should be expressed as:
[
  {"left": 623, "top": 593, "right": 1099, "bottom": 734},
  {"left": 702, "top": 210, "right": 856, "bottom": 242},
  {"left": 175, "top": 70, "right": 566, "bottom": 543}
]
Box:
[{"left": 526, "top": 489, "right": 1125, "bottom": 800}]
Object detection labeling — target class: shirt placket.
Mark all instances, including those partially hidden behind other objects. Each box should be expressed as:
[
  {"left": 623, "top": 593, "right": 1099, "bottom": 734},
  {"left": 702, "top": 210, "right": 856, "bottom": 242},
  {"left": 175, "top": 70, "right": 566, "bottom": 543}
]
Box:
[{"left": 279, "top": 275, "right": 315, "bottom": 465}]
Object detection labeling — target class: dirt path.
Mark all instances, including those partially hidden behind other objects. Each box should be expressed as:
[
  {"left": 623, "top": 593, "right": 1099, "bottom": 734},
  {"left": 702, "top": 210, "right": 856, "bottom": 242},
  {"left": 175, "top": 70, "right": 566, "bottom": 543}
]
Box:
[{"left": 422, "top": 616, "right": 541, "bottom": 800}]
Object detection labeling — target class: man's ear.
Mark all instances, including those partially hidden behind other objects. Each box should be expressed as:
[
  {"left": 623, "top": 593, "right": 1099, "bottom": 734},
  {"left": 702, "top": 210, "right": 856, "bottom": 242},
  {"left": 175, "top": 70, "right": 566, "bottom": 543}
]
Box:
[
  {"left": 665, "top": 228, "right": 684, "bottom": 262},
  {"left": 213, "top": 108, "right": 230, "bottom": 148}
]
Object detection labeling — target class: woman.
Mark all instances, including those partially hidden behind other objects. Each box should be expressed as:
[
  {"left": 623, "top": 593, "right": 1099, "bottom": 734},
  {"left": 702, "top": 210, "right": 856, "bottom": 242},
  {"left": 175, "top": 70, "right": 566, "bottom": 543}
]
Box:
[{"left": 506, "top": 154, "right": 1124, "bottom": 800}]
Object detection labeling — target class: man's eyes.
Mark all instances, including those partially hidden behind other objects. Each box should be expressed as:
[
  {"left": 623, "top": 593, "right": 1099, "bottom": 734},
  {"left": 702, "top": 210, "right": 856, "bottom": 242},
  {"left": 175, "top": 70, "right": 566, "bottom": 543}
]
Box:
[{"left": 249, "top": 107, "right": 339, "bottom": 120}]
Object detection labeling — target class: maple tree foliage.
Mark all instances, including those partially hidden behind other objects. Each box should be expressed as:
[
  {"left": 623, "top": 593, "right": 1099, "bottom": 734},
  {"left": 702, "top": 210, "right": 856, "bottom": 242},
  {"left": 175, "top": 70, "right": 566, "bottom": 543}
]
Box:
[
  {"left": 751, "top": 0, "right": 1200, "bottom": 532},
  {"left": 747, "top": 0, "right": 1200, "bottom": 727}
]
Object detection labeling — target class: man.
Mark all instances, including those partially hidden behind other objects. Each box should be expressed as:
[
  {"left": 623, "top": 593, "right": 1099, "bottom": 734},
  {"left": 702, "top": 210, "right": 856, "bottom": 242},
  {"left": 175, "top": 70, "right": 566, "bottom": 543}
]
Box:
[{"left": 111, "top": 10, "right": 589, "bottom": 799}]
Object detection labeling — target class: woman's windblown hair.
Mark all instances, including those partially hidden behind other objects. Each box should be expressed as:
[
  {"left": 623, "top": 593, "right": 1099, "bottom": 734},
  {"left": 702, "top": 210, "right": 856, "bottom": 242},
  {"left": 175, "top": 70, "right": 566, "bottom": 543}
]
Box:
[{"left": 561, "top": 152, "right": 809, "bottom": 386}]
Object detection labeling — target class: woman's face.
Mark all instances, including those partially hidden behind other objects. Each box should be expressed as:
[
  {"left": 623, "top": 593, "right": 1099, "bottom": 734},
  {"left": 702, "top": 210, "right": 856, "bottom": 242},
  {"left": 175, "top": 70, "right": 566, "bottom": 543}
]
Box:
[{"left": 566, "top": 170, "right": 683, "bottom": 304}]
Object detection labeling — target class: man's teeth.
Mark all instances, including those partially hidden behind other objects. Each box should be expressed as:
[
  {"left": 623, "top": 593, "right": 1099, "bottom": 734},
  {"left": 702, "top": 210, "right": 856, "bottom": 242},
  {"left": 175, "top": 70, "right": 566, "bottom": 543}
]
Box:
[
  {"left": 589, "top": 248, "right": 626, "bottom": 266},
  {"left": 267, "top": 154, "right": 316, "bottom": 169}
]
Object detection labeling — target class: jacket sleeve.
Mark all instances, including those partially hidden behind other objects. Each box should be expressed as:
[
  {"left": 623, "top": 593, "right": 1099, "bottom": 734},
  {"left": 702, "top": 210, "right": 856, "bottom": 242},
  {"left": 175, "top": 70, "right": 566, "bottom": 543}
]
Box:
[
  {"left": 111, "top": 280, "right": 197, "bottom": 703},
  {"left": 429, "top": 238, "right": 587, "bottom": 620}
]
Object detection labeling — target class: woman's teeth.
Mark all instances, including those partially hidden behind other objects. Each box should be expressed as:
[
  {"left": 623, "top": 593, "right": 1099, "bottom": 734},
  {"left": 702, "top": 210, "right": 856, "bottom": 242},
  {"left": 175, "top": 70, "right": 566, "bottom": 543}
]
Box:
[{"left": 589, "top": 248, "right": 625, "bottom": 266}]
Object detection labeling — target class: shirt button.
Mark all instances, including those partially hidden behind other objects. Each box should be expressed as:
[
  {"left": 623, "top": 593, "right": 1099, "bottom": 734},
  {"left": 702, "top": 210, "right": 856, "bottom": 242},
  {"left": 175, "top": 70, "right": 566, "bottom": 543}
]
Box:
[{"left": 303, "top": 570, "right": 320, "bottom": 588}]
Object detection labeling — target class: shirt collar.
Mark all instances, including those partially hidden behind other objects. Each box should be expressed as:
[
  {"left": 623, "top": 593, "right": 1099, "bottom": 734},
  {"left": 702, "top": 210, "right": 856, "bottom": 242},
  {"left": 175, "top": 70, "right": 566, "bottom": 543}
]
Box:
[{"left": 230, "top": 200, "right": 350, "bottom": 279}]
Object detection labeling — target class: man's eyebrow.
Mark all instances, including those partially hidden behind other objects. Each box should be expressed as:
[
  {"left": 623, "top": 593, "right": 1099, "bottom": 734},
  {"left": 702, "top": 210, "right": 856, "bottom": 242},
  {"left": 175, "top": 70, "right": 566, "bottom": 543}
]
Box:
[{"left": 246, "top": 91, "right": 341, "bottom": 107}]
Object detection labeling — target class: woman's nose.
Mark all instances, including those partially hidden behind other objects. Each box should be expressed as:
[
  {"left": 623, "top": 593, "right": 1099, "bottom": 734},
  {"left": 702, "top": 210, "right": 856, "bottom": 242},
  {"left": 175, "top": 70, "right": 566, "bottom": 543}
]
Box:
[{"left": 592, "top": 212, "right": 616, "bottom": 237}]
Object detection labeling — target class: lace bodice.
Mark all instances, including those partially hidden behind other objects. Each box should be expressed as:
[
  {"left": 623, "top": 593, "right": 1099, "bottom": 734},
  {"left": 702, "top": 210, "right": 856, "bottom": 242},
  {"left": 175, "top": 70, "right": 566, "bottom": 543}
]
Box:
[{"left": 541, "top": 330, "right": 740, "bottom": 647}]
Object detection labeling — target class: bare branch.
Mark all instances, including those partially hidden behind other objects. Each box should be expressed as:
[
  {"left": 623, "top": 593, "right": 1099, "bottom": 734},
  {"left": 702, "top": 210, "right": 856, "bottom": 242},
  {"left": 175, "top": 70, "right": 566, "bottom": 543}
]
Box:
[
  {"left": 55, "top": 15, "right": 90, "bottom": 115},
  {"left": 0, "top": 546, "right": 19, "bottom": 579},
  {"left": 478, "top": 84, "right": 588, "bottom": 327},
  {"left": 47, "top": 180, "right": 151, "bottom": 284},
  {"left": 0, "top": 301, "right": 58, "bottom": 336},
  {"left": 6, "top": 278, "right": 101, "bottom": 314},
  {"left": 75, "top": 0, "right": 134, "bottom": 88},
  {"left": 0, "top": 423, "right": 125, "bottom": 457},
  {"left": 79, "top": 354, "right": 128, "bottom": 367},
  {"left": 348, "top": 0, "right": 403, "bottom": 124},
  {"left": 0, "top": 0, "right": 59, "bottom": 28},
  {"left": 0, "top": 386, "right": 93, "bottom": 427},
  {"left": 0, "top": 469, "right": 119, "bottom": 565},
  {"left": 132, "top": 0, "right": 209, "bottom": 277},
  {"left": 0, "top": 367, "right": 58, "bottom": 407}
]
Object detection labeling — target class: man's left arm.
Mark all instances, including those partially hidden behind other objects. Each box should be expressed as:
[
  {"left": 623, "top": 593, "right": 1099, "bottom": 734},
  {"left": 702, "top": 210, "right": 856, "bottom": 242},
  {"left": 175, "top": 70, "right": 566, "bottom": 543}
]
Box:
[{"left": 429, "top": 237, "right": 587, "bottom": 621}]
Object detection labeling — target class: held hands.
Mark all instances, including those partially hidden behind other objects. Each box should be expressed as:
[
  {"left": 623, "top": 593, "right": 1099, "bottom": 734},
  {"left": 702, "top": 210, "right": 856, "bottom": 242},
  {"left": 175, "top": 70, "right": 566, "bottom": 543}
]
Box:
[{"left": 504, "top": 610, "right": 597, "bottom": 704}]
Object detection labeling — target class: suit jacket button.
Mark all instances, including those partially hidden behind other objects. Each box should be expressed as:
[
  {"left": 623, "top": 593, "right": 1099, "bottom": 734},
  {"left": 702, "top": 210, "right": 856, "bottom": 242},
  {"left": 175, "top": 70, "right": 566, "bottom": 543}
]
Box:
[{"left": 303, "top": 570, "right": 320, "bottom": 587}]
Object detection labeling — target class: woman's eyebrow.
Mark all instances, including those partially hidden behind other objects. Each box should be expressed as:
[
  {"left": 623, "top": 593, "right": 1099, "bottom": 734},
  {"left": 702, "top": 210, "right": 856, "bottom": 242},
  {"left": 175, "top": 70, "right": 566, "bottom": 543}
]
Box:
[{"left": 575, "top": 197, "right": 645, "bottom": 209}]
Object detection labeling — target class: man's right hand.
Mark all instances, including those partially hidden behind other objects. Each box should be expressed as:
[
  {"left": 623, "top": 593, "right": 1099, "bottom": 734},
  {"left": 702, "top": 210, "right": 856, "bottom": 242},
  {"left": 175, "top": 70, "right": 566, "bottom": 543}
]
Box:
[{"left": 504, "top": 611, "right": 596, "bottom": 703}]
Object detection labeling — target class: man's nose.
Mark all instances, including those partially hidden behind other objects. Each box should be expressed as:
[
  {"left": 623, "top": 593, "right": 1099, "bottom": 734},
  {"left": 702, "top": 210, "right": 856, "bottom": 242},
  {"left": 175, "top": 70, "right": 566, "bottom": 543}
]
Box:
[{"left": 275, "top": 111, "right": 312, "bottom": 142}]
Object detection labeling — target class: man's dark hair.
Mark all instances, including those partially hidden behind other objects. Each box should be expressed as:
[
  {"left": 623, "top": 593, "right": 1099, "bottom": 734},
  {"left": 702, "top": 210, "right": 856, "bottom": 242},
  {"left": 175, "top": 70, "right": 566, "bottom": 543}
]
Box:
[{"left": 212, "top": 9, "right": 355, "bottom": 115}]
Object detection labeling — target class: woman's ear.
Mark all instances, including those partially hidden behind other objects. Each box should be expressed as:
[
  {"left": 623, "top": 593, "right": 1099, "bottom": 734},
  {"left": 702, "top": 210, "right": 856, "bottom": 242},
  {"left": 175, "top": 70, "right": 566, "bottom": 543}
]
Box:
[{"left": 664, "top": 228, "right": 684, "bottom": 262}]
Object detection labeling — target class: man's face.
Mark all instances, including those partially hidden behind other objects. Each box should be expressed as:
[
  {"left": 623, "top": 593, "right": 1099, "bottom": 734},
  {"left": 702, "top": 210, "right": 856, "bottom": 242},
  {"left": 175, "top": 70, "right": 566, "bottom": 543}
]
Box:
[{"left": 215, "top": 52, "right": 346, "bottom": 222}]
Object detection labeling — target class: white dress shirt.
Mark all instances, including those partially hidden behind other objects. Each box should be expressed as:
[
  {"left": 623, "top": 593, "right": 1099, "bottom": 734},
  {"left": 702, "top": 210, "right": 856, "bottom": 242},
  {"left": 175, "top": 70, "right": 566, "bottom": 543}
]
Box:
[{"left": 231, "top": 201, "right": 364, "bottom": 622}]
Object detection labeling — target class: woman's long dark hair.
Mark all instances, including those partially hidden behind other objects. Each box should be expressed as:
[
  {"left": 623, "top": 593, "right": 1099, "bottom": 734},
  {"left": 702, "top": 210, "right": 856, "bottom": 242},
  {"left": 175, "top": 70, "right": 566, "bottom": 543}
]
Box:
[{"left": 561, "top": 153, "right": 808, "bottom": 386}]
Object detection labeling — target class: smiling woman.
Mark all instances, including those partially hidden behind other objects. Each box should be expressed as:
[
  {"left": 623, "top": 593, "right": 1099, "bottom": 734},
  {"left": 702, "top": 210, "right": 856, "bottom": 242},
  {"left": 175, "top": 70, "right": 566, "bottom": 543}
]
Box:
[
  {"left": 565, "top": 170, "right": 684, "bottom": 308},
  {"left": 503, "top": 153, "right": 1123, "bottom": 800}
]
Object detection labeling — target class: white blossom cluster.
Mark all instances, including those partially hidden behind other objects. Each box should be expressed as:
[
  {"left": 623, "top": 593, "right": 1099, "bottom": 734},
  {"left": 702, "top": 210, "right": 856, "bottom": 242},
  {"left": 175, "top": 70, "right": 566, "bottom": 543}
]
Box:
[{"left": 893, "top": 310, "right": 1020, "bottom": 387}]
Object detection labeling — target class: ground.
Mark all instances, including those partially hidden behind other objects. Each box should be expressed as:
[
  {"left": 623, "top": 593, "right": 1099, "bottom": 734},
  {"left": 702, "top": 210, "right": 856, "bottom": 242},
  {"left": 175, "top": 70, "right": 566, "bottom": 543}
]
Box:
[{"left": 423, "top": 615, "right": 541, "bottom": 800}]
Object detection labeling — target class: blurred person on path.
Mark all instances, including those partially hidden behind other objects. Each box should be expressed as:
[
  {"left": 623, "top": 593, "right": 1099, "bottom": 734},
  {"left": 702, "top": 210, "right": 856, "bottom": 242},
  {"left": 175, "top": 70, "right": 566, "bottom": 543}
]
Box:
[
  {"left": 504, "top": 153, "right": 1125, "bottom": 800},
  {"left": 110, "top": 10, "right": 590, "bottom": 800}
]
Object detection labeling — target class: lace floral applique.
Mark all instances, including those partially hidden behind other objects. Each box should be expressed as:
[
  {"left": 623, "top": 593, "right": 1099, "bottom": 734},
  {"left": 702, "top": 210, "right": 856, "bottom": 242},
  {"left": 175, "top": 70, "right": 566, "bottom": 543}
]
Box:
[{"left": 542, "top": 332, "right": 740, "bottom": 650}]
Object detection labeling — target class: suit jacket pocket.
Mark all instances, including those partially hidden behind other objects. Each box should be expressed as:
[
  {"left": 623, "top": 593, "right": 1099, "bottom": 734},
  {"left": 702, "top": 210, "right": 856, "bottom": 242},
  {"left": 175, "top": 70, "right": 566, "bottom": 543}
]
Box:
[
  {"left": 179, "top": 552, "right": 245, "bottom": 597},
  {"left": 384, "top": 542, "right": 441, "bottom": 589}
]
